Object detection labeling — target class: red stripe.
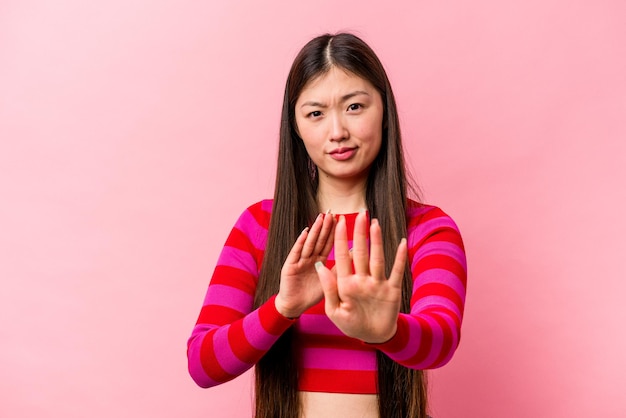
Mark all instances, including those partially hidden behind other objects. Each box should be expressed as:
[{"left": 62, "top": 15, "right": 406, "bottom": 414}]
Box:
[
  {"left": 247, "top": 201, "right": 271, "bottom": 229},
  {"left": 411, "top": 282, "right": 465, "bottom": 319},
  {"left": 210, "top": 265, "right": 257, "bottom": 294},
  {"left": 224, "top": 228, "right": 266, "bottom": 268},
  {"left": 371, "top": 315, "right": 410, "bottom": 353},
  {"left": 405, "top": 317, "right": 433, "bottom": 366},
  {"left": 225, "top": 227, "right": 252, "bottom": 249},
  {"left": 418, "top": 206, "right": 446, "bottom": 223},
  {"left": 299, "top": 369, "right": 377, "bottom": 394},
  {"left": 258, "top": 297, "right": 295, "bottom": 334},
  {"left": 335, "top": 212, "right": 364, "bottom": 238},
  {"left": 410, "top": 228, "right": 464, "bottom": 251},
  {"left": 228, "top": 320, "right": 265, "bottom": 363},
  {"left": 200, "top": 331, "right": 236, "bottom": 382},
  {"left": 298, "top": 334, "right": 368, "bottom": 350},
  {"left": 420, "top": 306, "right": 461, "bottom": 329},
  {"left": 198, "top": 305, "right": 243, "bottom": 326},
  {"left": 428, "top": 313, "right": 455, "bottom": 367},
  {"left": 412, "top": 254, "right": 466, "bottom": 286}
]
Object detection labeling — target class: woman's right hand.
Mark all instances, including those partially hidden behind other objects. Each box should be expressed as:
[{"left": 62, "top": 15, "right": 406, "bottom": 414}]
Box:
[{"left": 275, "top": 212, "right": 335, "bottom": 318}]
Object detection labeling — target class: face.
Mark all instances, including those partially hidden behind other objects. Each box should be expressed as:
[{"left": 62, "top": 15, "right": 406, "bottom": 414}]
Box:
[{"left": 294, "top": 67, "right": 384, "bottom": 187}]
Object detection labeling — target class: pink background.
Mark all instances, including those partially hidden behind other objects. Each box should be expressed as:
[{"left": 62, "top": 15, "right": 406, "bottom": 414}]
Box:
[{"left": 1, "top": 1, "right": 625, "bottom": 417}]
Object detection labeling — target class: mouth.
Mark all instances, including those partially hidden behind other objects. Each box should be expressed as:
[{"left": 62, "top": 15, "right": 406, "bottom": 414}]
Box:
[{"left": 329, "top": 147, "right": 357, "bottom": 161}]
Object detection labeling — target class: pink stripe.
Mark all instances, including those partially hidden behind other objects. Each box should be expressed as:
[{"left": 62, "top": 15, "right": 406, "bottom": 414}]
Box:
[
  {"left": 296, "top": 313, "right": 343, "bottom": 335},
  {"left": 236, "top": 209, "right": 269, "bottom": 250},
  {"left": 327, "top": 239, "right": 353, "bottom": 262},
  {"left": 216, "top": 246, "right": 257, "bottom": 275},
  {"left": 420, "top": 316, "right": 444, "bottom": 367},
  {"left": 382, "top": 315, "right": 422, "bottom": 361},
  {"left": 425, "top": 312, "right": 458, "bottom": 367},
  {"left": 261, "top": 199, "right": 273, "bottom": 212},
  {"left": 212, "top": 327, "right": 253, "bottom": 375},
  {"left": 411, "top": 241, "right": 466, "bottom": 272},
  {"left": 412, "top": 295, "right": 463, "bottom": 320},
  {"left": 408, "top": 216, "right": 460, "bottom": 242},
  {"left": 187, "top": 338, "right": 220, "bottom": 388},
  {"left": 301, "top": 348, "right": 377, "bottom": 371},
  {"left": 413, "top": 268, "right": 466, "bottom": 297},
  {"left": 436, "top": 311, "right": 460, "bottom": 350},
  {"left": 241, "top": 310, "right": 276, "bottom": 351},
  {"left": 203, "top": 284, "right": 253, "bottom": 313}
]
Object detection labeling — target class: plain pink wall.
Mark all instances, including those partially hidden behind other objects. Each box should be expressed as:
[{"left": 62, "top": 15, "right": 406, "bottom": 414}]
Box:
[{"left": 1, "top": 1, "right": 625, "bottom": 417}]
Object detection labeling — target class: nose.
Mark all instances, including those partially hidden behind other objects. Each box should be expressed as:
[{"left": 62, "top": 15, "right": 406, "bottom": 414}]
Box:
[{"left": 329, "top": 112, "right": 348, "bottom": 142}]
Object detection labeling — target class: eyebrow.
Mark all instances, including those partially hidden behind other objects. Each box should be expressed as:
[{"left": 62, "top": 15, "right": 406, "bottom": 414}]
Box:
[{"left": 299, "top": 90, "right": 371, "bottom": 108}]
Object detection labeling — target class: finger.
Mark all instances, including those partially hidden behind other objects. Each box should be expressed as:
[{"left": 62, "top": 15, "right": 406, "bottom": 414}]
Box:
[
  {"left": 314, "top": 210, "right": 334, "bottom": 255},
  {"left": 388, "top": 238, "right": 408, "bottom": 289},
  {"left": 284, "top": 226, "right": 309, "bottom": 263},
  {"left": 369, "top": 218, "right": 386, "bottom": 280},
  {"left": 334, "top": 215, "right": 352, "bottom": 278},
  {"left": 352, "top": 209, "right": 370, "bottom": 276},
  {"left": 315, "top": 261, "right": 340, "bottom": 311},
  {"left": 319, "top": 215, "right": 336, "bottom": 257},
  {"left": 300, "top": 213, "right": 323, "bottom": 258}
]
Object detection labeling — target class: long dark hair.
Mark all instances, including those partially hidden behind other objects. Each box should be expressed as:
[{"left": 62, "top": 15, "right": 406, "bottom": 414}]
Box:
[{"left": 253, "top": 33, "right": 426, "bottom": 418}]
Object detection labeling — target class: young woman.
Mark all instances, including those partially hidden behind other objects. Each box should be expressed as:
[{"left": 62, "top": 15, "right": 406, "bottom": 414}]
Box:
[{"left": 187, "top": 33, "right": 467, "bottom": 418}]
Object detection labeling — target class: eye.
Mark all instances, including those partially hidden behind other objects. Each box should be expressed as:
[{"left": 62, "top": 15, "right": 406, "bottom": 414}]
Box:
[
  {"left": 347, "top": 103, "right": 362, "bottom": 112},
  {"left": 308, "top": 110, "right": 322, "bottom": 118}
]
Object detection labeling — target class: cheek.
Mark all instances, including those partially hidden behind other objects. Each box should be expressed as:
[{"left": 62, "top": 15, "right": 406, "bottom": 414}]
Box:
[
  {"left": 297, "top": 123, "right": 323, "bottom": 149},
  {"left": 356, "top": 119, "right": 383, "bottom": 146}
]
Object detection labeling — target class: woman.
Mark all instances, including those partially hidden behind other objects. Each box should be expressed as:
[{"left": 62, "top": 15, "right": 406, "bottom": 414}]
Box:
[{"left": 187, "top": 33, "right": 467, "bottom": 418}]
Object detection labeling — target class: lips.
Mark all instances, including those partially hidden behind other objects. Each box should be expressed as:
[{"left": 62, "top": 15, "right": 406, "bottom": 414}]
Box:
[{"left": 329, "top": 147, "right": 357, "bottom": 161}]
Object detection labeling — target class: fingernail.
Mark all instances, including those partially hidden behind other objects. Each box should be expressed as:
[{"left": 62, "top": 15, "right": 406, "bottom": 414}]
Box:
[
  {"left": 302, "top": 226, "right": 309, "bottom": 233},
  {"left": 326, "top": 208, "right": 331, "bottom": 215},
  {"left": 359, "top": 208, "right": 367, "bottom": 214},
  {"left": 314, "top": 261, "right": 324, "bottom": 271}
]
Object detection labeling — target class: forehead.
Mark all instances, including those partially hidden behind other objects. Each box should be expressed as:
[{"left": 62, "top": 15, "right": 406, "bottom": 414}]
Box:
[{"left": 297, "top": 67, "right": 377, "bottom": 101}]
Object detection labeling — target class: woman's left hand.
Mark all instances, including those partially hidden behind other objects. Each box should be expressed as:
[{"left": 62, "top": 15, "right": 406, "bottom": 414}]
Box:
[{"left": 315, "top": 211, "right": 407, "bottom": 344}]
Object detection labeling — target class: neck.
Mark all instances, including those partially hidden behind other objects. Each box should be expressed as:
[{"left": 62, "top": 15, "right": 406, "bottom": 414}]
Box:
[{"left": 316, "top": 177, "right": 367, "bottom": 214}]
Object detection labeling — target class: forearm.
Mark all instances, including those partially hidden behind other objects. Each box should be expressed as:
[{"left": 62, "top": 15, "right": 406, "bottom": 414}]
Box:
[
  {"left": 187, "top": 295, "right": 294, "bottom": 388},
  {"left": 369, "top": 307, "right": 461, "bottom": 369}
]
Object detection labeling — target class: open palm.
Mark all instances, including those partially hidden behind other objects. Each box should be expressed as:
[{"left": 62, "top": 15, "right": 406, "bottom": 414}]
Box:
[
  {"left": 315, "top": 211, "right": 407, "bottom": 343},
  {"left": 275, "top": 212, "right": 335, "bottom": 319}
]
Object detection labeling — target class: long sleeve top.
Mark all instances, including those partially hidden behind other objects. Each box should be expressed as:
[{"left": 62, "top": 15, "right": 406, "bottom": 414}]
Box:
[{"left": 187, "top": 199, "right": 467, "bottom": 394}]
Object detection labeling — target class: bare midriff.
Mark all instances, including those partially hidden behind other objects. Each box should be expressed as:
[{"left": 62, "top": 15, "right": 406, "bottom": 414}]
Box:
[{"left": 299, "top": 391, "right": 379, "bottom": 418}]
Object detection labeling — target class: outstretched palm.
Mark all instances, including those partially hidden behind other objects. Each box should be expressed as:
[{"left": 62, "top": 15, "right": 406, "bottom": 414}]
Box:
[
  {"left": 316, "top": 211, "right": 407, "bottom": 343},
  {"left": 275, "top": 212, "right": 335, "bottom": 318}
]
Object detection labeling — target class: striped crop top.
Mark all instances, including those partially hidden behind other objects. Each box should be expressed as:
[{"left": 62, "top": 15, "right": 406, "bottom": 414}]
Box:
[{"left": 187, "top": 199, "right": 467, "bottom": 393}]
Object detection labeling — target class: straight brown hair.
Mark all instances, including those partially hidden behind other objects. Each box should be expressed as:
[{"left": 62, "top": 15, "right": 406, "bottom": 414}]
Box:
[{"left": 254, "top": 33, "right": 427, "bottom": 418}]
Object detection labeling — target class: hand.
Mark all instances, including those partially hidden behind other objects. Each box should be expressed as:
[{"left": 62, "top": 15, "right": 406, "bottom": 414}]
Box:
[
  {"left": 315, "top": 210, "right": 407, "bottom": 343},
  {"left": 275, "top": 212, "right": 335, "bottom": 318}
]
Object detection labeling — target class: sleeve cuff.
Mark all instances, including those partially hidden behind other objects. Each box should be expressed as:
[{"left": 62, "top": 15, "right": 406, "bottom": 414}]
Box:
[
  {"left": 362, "top": 314, "right": 410, "bottom": 353},
  {"left": 258, "top": 295, "right": 297, "bottom": 335}
]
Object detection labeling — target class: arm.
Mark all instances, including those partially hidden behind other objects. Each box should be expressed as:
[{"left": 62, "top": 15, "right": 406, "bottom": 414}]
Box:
[
  {"left": 186, "top": 201, "right": 295, "bottom": 388},
  {"left": 316, "top": 205, "right": 466, "bottom": 370},
  {"left": 371, "top": 206, "right": 467, "bottom": 369},
  {"left": 187, "top": 201, "right": 336, "bottom": 388}
]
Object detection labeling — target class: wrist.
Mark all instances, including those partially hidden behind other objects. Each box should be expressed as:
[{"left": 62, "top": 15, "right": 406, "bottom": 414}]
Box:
[
  {"left": 274, "top": 294, "right": 301, "bottom": 319},
  {"left": 363, "top": 325, "right": 398, "bottom": 345}
]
